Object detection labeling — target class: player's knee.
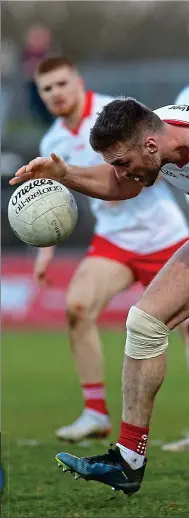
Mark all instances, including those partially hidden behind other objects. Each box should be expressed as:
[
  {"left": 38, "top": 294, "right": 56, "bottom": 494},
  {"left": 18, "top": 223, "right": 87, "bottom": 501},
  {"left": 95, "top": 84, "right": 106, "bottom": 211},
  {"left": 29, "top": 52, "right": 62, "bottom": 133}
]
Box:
[
  {"left": 66, "top": 298, "right": 93, "bottom": 330},
  {"left": 125, "top": 306, "right": 170, "bottom": 359}
]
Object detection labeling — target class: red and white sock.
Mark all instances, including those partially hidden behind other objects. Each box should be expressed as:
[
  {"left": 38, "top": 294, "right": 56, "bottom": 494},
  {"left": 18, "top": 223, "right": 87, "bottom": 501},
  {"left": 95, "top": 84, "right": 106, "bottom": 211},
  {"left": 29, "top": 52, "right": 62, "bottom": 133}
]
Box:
[
  {"left": 82, "top": 382, "right": 109, "bottom": 416},
  {"left": 117, "top": 421, "right": 149, "bottom": 469}
]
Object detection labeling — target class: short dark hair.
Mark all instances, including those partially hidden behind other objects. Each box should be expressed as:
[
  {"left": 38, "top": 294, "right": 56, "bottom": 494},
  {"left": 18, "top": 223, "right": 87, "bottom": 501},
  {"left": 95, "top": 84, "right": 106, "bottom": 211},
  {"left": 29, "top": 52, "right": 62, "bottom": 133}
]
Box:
[
  {"left": 90, "top": 97, "right": 163, "bottom": 152},
  {"left": 35, "top": 54, "right": 76, "bottom": 77}
]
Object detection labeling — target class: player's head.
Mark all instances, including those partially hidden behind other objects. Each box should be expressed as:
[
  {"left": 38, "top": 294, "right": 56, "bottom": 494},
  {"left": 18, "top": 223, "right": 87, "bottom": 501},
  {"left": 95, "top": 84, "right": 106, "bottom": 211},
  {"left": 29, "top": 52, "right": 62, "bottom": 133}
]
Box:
[
  {"left": 35, "top": 55, "right": 85, "bottom": 117},
  {"left": 90, "top": 98, "right": 165, "bottom": 187}
]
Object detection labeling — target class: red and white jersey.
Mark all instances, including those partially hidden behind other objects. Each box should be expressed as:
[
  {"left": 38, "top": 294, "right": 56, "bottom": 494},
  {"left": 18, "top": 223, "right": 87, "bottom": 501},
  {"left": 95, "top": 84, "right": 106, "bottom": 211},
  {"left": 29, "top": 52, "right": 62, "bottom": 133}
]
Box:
[
  {"left": 40, "top": 92, "right": 189, "bottom": 253},
  {"left": 40, "top": 91, "right": 113, "bottom": 167},
  {"left": 154, "top": 105, "right": 189, "bottom": 194}
]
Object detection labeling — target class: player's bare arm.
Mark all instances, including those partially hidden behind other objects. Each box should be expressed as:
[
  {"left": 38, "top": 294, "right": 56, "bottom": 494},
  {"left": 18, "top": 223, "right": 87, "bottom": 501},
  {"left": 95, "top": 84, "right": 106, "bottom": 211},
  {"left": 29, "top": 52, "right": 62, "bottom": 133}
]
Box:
[
  {"left": 9, "top": 153, "right": 142, "bottom": 201},
  {"left": 34, "top": 246, "right": 55, "bottom": 285}
]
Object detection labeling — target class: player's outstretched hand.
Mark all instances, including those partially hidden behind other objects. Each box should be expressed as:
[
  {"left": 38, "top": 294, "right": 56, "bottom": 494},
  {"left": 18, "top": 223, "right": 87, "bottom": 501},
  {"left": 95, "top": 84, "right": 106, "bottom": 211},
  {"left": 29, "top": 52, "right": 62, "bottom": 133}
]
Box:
[{"left": 9, "top": 153, "right": 68, "bottom": 186}]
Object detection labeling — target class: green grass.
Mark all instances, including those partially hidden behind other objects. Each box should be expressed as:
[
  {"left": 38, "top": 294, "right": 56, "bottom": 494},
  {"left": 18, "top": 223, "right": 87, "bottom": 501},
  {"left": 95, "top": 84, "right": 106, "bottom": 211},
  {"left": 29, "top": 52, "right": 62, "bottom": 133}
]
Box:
[{"left": 2, "top": 330, "right": 189, "bottom": 517}]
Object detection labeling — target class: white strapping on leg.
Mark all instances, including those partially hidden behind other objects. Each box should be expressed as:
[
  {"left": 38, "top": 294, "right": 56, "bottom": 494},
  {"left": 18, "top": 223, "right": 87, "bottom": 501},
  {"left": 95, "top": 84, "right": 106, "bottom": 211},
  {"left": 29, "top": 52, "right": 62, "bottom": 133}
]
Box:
[{"left": 125, "top": 306, "right": 169, "bottom": 359}]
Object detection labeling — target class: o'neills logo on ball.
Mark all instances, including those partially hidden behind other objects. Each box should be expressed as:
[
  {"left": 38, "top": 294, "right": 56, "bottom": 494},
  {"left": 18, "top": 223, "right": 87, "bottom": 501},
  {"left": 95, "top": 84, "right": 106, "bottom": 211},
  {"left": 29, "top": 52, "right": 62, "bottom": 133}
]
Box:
[
  {"left": 12, "top": 179, "right": 63, "bottom": 215},
  {"left": 12, "top": 179, "right": 55, "bottom": 206}
]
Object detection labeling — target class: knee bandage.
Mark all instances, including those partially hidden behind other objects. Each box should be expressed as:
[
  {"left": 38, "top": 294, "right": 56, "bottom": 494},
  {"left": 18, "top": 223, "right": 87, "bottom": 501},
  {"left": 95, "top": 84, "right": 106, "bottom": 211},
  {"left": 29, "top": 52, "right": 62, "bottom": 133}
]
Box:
[{"left": 125, "top": 306, "right": 169, "bottom": 359}]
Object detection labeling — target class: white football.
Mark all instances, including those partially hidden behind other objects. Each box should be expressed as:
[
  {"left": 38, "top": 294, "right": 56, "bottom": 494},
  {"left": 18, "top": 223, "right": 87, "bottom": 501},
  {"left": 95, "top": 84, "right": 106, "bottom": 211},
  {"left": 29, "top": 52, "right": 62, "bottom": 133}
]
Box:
[{"left": 8, "top": 178, "right": 78, "bottom": 247}]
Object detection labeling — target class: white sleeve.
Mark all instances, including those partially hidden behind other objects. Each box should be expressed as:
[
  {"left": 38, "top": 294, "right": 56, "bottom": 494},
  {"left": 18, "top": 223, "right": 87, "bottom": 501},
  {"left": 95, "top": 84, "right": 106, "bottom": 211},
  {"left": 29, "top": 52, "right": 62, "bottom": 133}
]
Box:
[
  {"left": 175, "top": 86, "right": 189, "bottom": 105},
  {"left": 39, "top": 138, "right": 47, "bottom": 157}
]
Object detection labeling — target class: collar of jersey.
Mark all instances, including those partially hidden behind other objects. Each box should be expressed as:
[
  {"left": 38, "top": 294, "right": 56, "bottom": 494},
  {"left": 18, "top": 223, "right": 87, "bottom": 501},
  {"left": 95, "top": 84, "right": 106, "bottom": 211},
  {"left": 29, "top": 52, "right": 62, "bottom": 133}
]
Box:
[
  {"left": 61, "top": 91, "right": 94, "bottom": 136},
  {"left": 163, "top": 119, "right": 189, "bottom": 168}
]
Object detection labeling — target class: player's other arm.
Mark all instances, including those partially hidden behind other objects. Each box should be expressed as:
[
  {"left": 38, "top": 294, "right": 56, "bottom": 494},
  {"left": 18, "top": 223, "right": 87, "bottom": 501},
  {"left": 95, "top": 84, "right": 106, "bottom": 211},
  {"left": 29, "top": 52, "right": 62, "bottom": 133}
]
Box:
[
  {"left": 9, "top": 153, "right": 142, "bottom": 201},
  {"left": 34, "top": 245, "right": 55, "bottom": 285}
]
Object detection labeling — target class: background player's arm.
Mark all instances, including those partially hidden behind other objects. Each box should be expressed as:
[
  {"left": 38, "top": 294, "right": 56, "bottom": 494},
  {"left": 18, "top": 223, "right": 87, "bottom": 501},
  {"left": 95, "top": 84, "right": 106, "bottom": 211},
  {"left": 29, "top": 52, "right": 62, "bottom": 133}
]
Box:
[
  {"left": 34, "top": 246, "right": 55, "bottom": 285},
  {"left": 10, "top": 154, "right": 143, "bottom": 201}
]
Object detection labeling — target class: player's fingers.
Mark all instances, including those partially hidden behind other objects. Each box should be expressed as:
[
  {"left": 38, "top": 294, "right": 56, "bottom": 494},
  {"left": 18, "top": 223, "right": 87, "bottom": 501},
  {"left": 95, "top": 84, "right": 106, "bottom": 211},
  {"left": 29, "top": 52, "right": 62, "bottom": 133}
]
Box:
[
  {"left": 35, "top": 271, "right": 45, "bottom": 284},
  {"left": 36, "top": 274, "right": 52, "bottom": 287},
  {"left": 26, "top": 157, "right": 44, "bottom": 172},
  {"left": 14, "top": 165, "right": 28, "bottom": 177},
  {"left": 9, "top": 172, "right": 33, "bottom": 185},
  {"left": 51, "top": 152, "right": 62, "bottom": 163}
]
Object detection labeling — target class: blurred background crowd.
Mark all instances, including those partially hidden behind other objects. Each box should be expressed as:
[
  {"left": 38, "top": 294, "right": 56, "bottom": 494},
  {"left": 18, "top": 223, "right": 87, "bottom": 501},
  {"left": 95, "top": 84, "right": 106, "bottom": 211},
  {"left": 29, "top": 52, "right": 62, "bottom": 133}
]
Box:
[{"left": 2, "top": 0, "right": 189, "bottom": 251}]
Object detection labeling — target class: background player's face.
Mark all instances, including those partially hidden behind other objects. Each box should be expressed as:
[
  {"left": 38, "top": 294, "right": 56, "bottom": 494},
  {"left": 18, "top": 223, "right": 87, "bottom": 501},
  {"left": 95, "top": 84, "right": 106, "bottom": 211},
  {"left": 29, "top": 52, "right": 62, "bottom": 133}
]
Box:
[
  {"left": 36, "top": 66, "right": 84, "bottom": 116},
  {"left": 102, "top": 140, "right": 161, "bottom": 187}
]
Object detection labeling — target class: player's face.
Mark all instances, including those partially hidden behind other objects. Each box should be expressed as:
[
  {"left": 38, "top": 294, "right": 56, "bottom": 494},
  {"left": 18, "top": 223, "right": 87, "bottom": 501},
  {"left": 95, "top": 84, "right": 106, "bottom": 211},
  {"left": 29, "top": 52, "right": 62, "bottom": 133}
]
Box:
[
  {"left": 102, "top": 140, "right": 161, "bottom": 187},
  {"left": 36, "top": 66, "right": 84, "bottom": 116}
]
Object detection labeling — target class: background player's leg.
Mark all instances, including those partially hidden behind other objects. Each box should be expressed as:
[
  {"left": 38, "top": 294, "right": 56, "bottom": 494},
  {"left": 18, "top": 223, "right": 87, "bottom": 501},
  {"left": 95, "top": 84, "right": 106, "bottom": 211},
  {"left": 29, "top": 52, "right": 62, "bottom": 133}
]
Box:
[
  {"left": 56, "top": 255, "right": 134, "bottom": 441},
  {"left": 66, "top": 256, "right": 134, "bottom": 384},
  {"left": 117, "top": 241, "right": 189, "bottom": 468}
]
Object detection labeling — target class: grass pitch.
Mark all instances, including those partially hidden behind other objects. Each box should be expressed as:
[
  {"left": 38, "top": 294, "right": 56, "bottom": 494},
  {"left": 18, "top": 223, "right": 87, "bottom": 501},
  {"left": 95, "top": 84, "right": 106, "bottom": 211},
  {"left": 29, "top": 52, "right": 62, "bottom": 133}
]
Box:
[{"left": 2, "top": 330, "right": 189, "bottom": 517}]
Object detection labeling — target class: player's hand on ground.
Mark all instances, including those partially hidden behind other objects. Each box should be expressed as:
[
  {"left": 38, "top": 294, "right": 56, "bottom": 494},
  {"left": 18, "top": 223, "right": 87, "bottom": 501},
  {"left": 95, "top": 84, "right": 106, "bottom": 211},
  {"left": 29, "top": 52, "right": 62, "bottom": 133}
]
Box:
[
  {"left": 34, "top": 247, "right": 55, "bottom": 286},
  {"left": 9, "top": 153, "right": 68, "bottom": 186}
]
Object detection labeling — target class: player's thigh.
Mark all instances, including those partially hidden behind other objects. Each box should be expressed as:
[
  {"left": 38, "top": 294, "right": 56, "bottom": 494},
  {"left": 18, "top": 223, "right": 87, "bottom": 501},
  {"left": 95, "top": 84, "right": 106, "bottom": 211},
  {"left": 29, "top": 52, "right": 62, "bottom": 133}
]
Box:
[
  {"left": 67, "top": 256, "right": 135, "bottom": 316},
  {"left": 137, "top": 241, "right": 189, "bottom": 329}
]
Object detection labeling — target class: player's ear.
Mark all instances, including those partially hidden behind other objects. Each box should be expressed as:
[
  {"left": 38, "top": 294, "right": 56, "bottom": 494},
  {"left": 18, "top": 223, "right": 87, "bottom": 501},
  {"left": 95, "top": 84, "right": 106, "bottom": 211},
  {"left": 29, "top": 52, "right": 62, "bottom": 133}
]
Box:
[{"left": 145, "top": 137, "right": 158, "bottom": 154}]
